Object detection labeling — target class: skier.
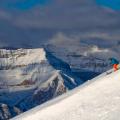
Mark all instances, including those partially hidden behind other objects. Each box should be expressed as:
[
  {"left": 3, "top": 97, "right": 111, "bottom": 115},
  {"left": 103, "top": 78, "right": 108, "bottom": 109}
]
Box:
[{"left": 109, "top": 58, "right": 119, "bottom": 71}]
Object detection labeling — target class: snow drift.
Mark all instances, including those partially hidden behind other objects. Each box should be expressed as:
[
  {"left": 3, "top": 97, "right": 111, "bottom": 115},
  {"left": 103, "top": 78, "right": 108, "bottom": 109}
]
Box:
[{"left": 12, "top": 69, "right": 120, "bottom": 120}]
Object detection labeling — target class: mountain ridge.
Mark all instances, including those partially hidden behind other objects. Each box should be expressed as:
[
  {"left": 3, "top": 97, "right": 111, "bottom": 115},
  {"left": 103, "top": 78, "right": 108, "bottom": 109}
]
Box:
[{"left": 0, "top": 48, "right": 82, "bottom": 120}]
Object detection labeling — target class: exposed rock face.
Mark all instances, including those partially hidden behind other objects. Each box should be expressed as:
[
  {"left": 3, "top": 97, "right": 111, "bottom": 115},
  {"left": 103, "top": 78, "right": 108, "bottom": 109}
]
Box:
[
  {"left": 0, "top": 103, "right": 22, "bottom": 120},
  {"left": 0, "top": 48, "right": 82, "bottom": 120}
]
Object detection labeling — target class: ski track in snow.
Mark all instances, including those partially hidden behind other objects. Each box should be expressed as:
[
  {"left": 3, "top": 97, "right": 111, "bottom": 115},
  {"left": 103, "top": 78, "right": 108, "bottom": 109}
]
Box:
[{"left": 12, "top": 69, "right": 120, "bottom": 120}]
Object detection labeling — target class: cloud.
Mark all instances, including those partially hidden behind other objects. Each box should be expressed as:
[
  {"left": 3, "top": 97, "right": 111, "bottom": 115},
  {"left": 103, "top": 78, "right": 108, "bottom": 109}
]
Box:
[
  {"left": 49, "top": 31, "right": 120, "bottom": 48},
  {"left": 11, "top": 0, "right": 120, "bottom": 30},
  {"left": 49, "top": 32, "right": 80, "bottom": 46},
  {"left": 0, "top": 0, "right": 120, "bottom": 48}
]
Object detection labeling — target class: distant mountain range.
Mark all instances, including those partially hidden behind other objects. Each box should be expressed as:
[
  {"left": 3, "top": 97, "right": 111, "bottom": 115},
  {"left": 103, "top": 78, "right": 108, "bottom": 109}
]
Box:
[
  {"left": 0, "top": 42, "right": 120, "bottom": 119},
  {"left": 0, "top": 48, "right": 82, "bottom": 119}
]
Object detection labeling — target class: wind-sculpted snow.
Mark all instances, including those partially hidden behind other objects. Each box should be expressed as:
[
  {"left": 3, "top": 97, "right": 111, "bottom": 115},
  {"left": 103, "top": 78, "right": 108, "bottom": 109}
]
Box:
[{"left": 0, "top": 48, "right": 82, "bottom": 120}]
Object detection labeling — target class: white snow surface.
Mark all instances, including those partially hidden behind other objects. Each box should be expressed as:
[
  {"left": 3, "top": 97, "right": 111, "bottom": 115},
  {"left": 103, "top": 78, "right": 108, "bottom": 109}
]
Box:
[
  {"left": 0, "top": 48, "right": 46, "bottom": 65},
  {"left": 12, "top": 69, "right": 120, "bottom": 120}
]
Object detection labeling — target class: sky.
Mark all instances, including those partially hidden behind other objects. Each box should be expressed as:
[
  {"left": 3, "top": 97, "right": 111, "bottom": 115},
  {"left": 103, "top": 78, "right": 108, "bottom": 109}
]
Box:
[
  {"left": 0, "top": 0, "right": 51, "bottom": 10},
  {"left": 0, "top": 0, "right": 120, "bottom": 48},
  {"left": 0, "top": 0, "right": 120, "bottom": 10},
  {"left": 96, "top": 0, "right": 120, "bottom": 10}
]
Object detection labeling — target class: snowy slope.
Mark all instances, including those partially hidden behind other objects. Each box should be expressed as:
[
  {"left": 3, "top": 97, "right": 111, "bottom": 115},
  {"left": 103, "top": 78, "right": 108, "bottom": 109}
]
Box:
[{"left": 12, "top": 69, "right": 120, "bottom": 120}]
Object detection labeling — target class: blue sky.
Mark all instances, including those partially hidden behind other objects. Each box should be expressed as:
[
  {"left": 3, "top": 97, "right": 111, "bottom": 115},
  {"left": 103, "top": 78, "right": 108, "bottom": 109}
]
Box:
[
  {"left": 0, "top": 0, "right": 120, "bottom": 11},
  {"left": 96, "top": 0, "right": 120, "bottom": 10},
  {"left": 0, "top": 0, "right": 51, "bottom": 10}
]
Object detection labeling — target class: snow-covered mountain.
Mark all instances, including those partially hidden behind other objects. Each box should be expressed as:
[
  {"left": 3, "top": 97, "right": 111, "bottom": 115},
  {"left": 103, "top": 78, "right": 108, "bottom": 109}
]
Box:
[
  {"left": 11, "top": 68, "right": 120, "bottom": 120},
  {"left": 0, "top": 46, "right": 119, "bottom": 120},
  {"left": 0, "top": 48, "right": 83, "bottom": 120},
  {"left": 46, "top": 44, "right": 117, "bottom": 73}
]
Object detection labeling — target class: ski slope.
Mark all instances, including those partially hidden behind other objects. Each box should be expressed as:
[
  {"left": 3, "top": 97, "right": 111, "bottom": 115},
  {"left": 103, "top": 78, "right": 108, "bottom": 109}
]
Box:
[{"left": 12, "top": 68, "right": 120, "bottom": 120}]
